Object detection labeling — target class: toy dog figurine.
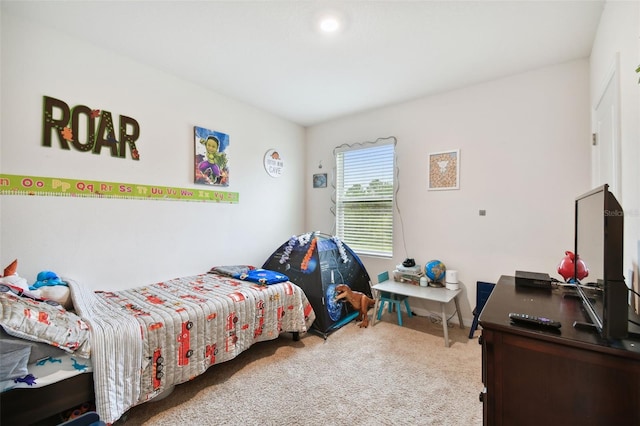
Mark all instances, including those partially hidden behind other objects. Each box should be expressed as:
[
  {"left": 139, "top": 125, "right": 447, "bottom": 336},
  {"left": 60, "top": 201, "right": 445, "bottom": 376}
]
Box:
[{"left": 334, "top": 284, "right": 375, "bottom": 328}]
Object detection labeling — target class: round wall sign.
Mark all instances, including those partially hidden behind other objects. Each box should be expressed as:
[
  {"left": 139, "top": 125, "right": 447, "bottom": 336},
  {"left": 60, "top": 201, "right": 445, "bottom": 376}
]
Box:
[{"left": 264, "top": 149, "right": 284, "bottom": 178}]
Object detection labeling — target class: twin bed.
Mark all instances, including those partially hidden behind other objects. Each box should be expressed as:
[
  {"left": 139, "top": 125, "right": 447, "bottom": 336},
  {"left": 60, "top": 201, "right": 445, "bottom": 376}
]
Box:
[{"left": 0, "top": 268, "right": 315, "bottom": 424}]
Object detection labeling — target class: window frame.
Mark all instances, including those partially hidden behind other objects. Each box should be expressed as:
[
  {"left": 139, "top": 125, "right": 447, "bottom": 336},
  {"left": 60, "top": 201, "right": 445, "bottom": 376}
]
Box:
[{"left": 333, "top": 137, "right": 396, "bottom": 258}]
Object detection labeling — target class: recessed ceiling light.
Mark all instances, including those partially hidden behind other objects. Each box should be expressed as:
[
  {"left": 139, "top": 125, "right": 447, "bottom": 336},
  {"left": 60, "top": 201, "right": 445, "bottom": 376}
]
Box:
[
  {"left": 315, "top": 10, "right": 346, "bottom": 35},
  {"left": 319, "top": 16, "right": 340, "bottom": 33}
]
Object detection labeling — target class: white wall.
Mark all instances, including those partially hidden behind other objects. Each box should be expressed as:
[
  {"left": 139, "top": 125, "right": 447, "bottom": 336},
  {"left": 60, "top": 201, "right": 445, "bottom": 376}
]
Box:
[
  {"left": 590, "top": 0, "right": 640, "bottom": 284},
  {"left": 3, "top": 3, "right": 636, "bottom": 325},
  {"left": 305, "top": 60, "right": 592, "bottom": 321},
  {"left": 0, "top": 12, "right": 306, "bottom": 290}
]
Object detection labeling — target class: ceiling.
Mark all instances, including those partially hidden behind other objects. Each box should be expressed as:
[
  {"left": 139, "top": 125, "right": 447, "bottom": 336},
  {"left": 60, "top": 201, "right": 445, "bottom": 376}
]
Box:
[{"left": 2, "top": 0, "right": 605, "bottom": 126}]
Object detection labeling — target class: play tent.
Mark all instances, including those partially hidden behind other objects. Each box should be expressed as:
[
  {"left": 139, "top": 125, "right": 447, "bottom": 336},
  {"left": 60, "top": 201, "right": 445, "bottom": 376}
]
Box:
[{"left": 263, "top": 232, "right": 372, "bottom": 337}]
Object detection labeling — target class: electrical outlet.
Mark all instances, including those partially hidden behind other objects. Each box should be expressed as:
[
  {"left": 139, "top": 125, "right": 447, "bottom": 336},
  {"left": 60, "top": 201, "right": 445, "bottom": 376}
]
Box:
[{"left": 479, "top": 210, "right": 486, "bottom": 216}]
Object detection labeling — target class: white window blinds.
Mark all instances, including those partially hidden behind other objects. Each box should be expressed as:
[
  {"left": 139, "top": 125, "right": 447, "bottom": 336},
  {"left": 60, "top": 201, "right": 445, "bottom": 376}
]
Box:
[{"left": 335, "top": 140, "right": 395, "bottom": 257}]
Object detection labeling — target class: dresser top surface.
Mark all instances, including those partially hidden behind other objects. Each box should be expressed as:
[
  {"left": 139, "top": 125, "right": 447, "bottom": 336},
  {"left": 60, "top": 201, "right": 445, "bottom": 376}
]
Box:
[{"left": 479, "top": 275, "right": 640, "bottom": 357}]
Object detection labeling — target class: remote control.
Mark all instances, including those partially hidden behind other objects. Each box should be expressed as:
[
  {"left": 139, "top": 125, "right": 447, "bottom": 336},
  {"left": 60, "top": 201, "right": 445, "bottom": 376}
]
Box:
[{"left": 509, "top": 312, "right": 561, "bottom": 329}]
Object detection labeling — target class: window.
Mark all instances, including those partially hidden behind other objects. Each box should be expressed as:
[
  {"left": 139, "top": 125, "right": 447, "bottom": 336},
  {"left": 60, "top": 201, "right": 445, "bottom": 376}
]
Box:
[{"left": 335, "top": 139, "right": 395, "bottom": 257}]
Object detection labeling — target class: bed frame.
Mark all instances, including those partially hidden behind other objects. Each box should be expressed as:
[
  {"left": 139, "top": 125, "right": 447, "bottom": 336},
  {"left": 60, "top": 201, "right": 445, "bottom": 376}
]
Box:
[
  {"left": 0, "top": 373, "right": 94, "bottom": 425},
  {"left": 0, "top": 332, "right": 299, "bottom": 425}
]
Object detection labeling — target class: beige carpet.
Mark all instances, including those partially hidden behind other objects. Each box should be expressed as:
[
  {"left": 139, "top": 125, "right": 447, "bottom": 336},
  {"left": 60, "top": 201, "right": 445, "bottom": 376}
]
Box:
[{"left": 117, "top": 312, "right": 483, "bottom": 425}]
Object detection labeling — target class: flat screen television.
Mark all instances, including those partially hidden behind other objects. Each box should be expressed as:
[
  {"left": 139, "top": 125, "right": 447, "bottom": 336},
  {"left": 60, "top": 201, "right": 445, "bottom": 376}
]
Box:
[{"left": 574, "top": 184, "right": 628, "bottom": 339}]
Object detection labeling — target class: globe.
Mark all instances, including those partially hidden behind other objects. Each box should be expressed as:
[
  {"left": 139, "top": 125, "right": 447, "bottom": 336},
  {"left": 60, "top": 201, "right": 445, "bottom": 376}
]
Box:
[{"left": 425, "top": 260, "right": 446, "bottom": 283}]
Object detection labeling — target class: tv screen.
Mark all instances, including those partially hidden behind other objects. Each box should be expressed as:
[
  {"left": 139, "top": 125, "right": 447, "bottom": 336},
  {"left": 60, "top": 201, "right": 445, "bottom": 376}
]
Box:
[
  {"left": 575, "top": 190, "right": 605, "bottom": 285},
  {"left": 574, "top": 184, "right": 627, "bottom": 339}
]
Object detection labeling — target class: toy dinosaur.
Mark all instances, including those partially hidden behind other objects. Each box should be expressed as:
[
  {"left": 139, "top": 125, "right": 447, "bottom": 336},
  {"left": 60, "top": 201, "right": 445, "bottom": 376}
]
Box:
[{"left": 334, "top": 284, "right": 375, "bottom": 328}]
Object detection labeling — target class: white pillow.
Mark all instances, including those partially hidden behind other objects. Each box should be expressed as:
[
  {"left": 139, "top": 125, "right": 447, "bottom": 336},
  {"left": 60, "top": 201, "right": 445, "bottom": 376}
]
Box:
[{"left": 38, "top": 286, "right": 72, "bottom": 309}]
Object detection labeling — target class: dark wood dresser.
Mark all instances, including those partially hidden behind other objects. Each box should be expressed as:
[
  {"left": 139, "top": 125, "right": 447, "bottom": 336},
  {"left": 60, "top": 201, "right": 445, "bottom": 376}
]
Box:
[{"left": 479, "top": 275, "right": 640, "bottom": 425}]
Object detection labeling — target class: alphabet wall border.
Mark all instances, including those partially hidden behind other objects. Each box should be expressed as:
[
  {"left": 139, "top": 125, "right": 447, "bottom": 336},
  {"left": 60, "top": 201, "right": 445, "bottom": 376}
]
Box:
[{"left": 0, "top": 174, "right": 239, "bottom": 203}]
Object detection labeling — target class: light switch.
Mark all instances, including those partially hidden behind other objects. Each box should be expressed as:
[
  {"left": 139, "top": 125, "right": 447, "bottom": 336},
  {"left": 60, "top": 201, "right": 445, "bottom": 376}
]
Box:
[{"left": 479, "top": 210, "right": 486, "bottom": 216}]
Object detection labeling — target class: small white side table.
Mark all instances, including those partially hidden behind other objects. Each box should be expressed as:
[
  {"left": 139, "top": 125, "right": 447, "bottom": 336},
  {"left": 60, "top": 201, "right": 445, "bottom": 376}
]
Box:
[{"left": 372, "top": 279, "right": 464, "bottom": 347}]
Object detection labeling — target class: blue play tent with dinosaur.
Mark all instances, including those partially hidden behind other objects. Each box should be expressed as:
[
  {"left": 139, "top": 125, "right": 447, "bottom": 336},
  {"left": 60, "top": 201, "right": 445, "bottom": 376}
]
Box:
[{"left": 263, "top": 232, "right": 373, "bottom": 338}]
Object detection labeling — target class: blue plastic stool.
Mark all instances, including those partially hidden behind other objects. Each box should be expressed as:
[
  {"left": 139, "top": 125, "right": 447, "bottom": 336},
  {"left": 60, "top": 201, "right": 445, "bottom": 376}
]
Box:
[{"left": 376, "top": 271, "right": 412, "bottom": 326}]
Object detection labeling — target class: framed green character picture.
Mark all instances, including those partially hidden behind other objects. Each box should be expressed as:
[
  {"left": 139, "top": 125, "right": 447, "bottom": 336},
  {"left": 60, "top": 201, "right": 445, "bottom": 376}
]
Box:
[{"left": 194, "top": 126, "right": 230, "bottom": 186}]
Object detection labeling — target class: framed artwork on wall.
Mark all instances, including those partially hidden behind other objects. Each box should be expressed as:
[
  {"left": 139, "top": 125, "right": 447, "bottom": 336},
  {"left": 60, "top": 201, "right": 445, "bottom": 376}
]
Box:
[
  {"left": 313, "top": 173, "right": 327, "bottom": 188},
  {"left": 194, "top": 126, "right": 230, "bottom": 186},
  {"left": 428, "top": 149, "right": 460, "bottom": 190},
  {"left": 264, "top": 149, "right": 284, "bottom": 177}
]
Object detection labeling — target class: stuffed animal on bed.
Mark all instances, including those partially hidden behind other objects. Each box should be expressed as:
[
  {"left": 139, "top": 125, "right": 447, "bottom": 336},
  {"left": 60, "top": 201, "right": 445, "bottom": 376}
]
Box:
[
  {"left": 30, "top": 270, "right": 66, "bottom": 289},
  {"left": 0, "top": 261, "right": 72, "bottom": 308},
  {"left": 0, "top": 259, "right": 30, "bottom": 293},
  {"left": 30, "top": 270, "right": 71, "bottom": 308}
]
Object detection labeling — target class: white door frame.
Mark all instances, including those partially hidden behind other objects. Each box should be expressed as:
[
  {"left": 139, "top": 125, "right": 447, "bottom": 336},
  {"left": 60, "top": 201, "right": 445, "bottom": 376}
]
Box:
[{"left": 592, "top": 52, "right": 622, "bottom": 198}]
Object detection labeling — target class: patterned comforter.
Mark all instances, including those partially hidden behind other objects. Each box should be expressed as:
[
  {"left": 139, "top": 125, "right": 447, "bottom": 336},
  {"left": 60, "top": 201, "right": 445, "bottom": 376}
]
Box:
[{"left": 69, "top": 273, "right": 315, "bottom": 424}]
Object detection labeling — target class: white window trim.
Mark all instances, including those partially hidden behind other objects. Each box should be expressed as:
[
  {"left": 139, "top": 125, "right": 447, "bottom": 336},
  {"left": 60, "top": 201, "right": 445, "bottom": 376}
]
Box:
[{"left": 332, "top": 136, "right": 398, "bottom": 258}]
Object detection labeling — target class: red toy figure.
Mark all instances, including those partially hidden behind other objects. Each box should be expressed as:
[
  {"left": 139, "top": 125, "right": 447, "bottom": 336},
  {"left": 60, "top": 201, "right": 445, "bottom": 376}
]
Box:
[{"left": 557, "top": 251, "right": 589, "bottom": 282}]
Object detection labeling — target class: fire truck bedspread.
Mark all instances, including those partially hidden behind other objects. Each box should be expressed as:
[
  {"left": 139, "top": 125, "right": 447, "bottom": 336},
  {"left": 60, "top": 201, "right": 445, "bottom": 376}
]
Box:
[{"left": 68, "top": 272, "right": 315, "bottom": 424}]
